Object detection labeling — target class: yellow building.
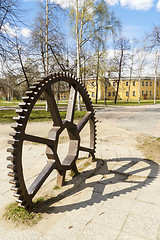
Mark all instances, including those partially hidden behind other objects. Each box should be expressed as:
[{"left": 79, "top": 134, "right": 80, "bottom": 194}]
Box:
[{"left": 85, "top": 77, "right": 160, "bottom": 101}]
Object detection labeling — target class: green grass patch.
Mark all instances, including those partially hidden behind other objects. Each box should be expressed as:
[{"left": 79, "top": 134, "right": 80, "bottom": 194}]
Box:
[
  {"left": 0, "top": 110, "right": 87, "bottom": 123},
  {"left": 0, "top": 100, "right": 20, "bottom": 106},
  {"left": 3, "top": 198, "right": 44, "bottom": 226},
  {"left": 0, "top": 110, "right": 16, "bottom": 123}
]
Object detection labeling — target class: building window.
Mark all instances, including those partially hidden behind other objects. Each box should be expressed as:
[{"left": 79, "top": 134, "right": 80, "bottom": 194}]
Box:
[
  {"left": 133, "top": 81, "right": 135, "bottom": 86},
  {"left": 146, "top": 91, "right": 148, "bottom": 96},
  {"left": 150, "top": 82, "right": 152, "bottom": 86},
  {"left": 146, "top": 82, "right": 148, "bottom": 86},
  {"left": 142, "top": 91, "right": 144, "bottom": 95},
  {"left": 142, "top": 81, "right": 144, "bottom": 86},
  {"left": 126, "top": 91, "right": 129, "bottom": 96},
  {"left": 133, "top": 91, "right": 135, "bottom": 96},
  {"left": 150, "top": 91, "right": 152, "bottom": 96},
  {"left": 113, "top": 82, "right": 116, "bottom": 86},
  {"left": 112, "top": 92, "right": 115, "bottom": 97},
  {"left": 157, "top": 82, "right": 159, "bottom": 86},
  {"left": 91, "top": 82, "right": 94, "bottom": 86},
  {"left": 92, "top": 92, "right": 95, "bottom": 97},
  {"left": 109, "top": 82, "right": 111, "bottom": 86},
  {"left": 126, "top": 81, "right": 128, "bottom": 86},
  {"left": 157, "top": 91, "right": 159, "bottom": 96},
  {"left": 108, "top": 92, "right": 111, "bottom": 97}
]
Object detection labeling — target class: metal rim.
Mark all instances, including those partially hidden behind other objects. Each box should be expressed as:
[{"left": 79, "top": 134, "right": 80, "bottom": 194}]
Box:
[{"left": 7, "top": 72, "right": 96, "bottom": 209}]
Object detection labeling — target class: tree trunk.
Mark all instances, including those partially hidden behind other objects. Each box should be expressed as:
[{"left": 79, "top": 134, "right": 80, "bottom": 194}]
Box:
[
  {"left": 115, "top": 80, "right": 120, "bottom": 104},
  {"left": 104, "top": 78, "right": 107, "bottom": 106},
  {"left": 138, "top": 76, "right": 141, "bottom": 103},
  {"left": 154, "top": 39, "right": 158, "bottom": 104},
  {"left": 17, "top": 47, "right": 30, "bottom": 88},
  {"left": 95, "top": 51, "right": 100, "bottom": 104},
  {"left": 45, "top": 0, "right": 49, "bottom": 111},
  {"left": 115, "top": 49, "right": 123, "bottom": 104},
  {"left": 45, "top": 0, "right": 49, "bottom": 75},
  {"left": 76, "top": 0, "right": 81, "bottom": 111}
]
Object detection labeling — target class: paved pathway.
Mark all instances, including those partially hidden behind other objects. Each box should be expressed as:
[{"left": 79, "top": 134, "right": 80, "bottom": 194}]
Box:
[{"left": 0, "top": 104, "right": 160, "bottom": 239}]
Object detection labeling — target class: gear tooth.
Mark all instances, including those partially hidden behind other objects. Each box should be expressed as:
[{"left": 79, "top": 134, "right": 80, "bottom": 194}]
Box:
[
  {"left": 7, "top": 156, "right": 15, "bottom": 161},
  {"left": 16, "top": 199, "right": 23, "bottom": 204},
  {"left": 25, "top": 90, "right": 35, "bottom": 97},
  {"left": 8, "top": 139, "right": 19, "bottom": 146},
  {"left": 58, "top": 72, "right": 62, "bottom": 77},
  {"left": 9, "top": 179, "right": 17, "bottom": 185},
  {"left": 53, "top": 72, "right": 57, "bottom": 78},
  {"left": 29, "top": 85, "right": 37, "bottom": 90},
  {"left": 11, "top": 123, "right": 18, "bottom": 129},
  {"left": 7, "top": 163, "right": 15, "bottom": 170},
  {"left": 13, "top": 116, "right": 24, "bottom": 123},
  {"left": 18, "top": 102, "right": 28, "bottom": 109},
  {"left": 11, "top": 186, "right": 19, "bottom": 192},
  {"left": 22, "top": 96, "right": 31, "bottom": 103},
  {"left": 11, "top": 123, "right": 22, "bottom": 130},
  {"left": 68, "top": 73, "right": 72, "bottom": 78},
  {"left": 8, "top": 171, "right": 16, "bottom": 177},
  {"left": 32, "top": 81, "right": 40, "bottom": 86},
  {"left": 62, "top": 72, "right": 66, "bottom": 77},
  {"left": 16, "top": 109, "right": 27, "bottom": 116},
  {"left": 7, "top": 147, "right": 17, "bottom": 154},
  {"left": 13, "top": 193, "right": 20, "bottom": 198},
  {"left": 37, "top": 78, "right": 45, "bottom": 83},
  {"left": 9, "top": 132, "right": 20, "bottom": 138}
]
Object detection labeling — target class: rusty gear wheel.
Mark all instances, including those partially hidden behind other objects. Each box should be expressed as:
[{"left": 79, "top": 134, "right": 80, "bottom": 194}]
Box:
[{"left": 7, "top": 72, "right": 96, "bottom": 209}]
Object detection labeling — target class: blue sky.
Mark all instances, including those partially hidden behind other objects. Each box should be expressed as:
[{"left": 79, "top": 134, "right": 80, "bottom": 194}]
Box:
[
  {"left": 112, "top": 2, "right": 160, "bottom": 40},
  {"left": 20, "top": 0, "right": 160, "bottom": 42}
]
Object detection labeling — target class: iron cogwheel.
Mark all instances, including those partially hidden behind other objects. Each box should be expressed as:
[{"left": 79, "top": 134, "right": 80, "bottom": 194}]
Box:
[{"left": 7, "top": 72, "right": 97, "bottom": 209}]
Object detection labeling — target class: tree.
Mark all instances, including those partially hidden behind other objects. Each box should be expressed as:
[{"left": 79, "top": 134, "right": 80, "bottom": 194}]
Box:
[
  {"left": 90, "top": 1, "right": 120, "bottom": 103},
  {"left": 0, "top": 0, "right": 23, "bottom": 60},
  {"left": 69, "top": 0, "right": 120, "bottom": 109},
  {"left": 136, "top": 43, "right": 148, "bottom": 103},
  {"left": 127, "top": 39, "right": 137, "bottom": 102},
  {"left": 31, "top": 1, "right": 65, "bottom": 75},
  {"left": 147, "top": 26, "right": 160, "bottom": 104},
  {"left": 113, "top": 37, "right": 130, "bottom": 104}
]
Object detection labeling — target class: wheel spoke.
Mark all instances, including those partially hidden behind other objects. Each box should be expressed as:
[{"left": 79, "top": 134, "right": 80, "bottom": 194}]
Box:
[
  {"left": 65, "top": 86, "right": 77, "bottom": 122},
  {"left": 28, "top": 160, "right": 56, "bottom": 197},
  {"left": 77, "top": 112, "right": 92, "bottom": 133},
  {"left": 24, "top": 133, "right": 55, "bottom": 146},
  {"left": 79, "top": 146, "right": 94, "bottom": 154},
  {"left": 45, "top": 86, "right": 62, "bottom": 126}
]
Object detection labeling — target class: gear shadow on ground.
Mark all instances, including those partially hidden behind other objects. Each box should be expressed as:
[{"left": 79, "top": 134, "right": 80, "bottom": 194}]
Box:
[{"left": 37, "top": 157, "right": 159, "bottom": 215}]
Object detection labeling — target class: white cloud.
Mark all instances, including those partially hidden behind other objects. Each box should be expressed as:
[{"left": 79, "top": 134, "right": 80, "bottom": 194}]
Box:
[
  {"left": 119, "top": 0, "right": 154, "bottom": 11},
  {"left": 106, "top": 0, "right": 155, "bottom": 11},
  {"left": 1, "top": 23, "right": 18, "bottom": 38},
  {"left": 50, "top": 0, "right": 73, "bottom": 8},
  {"left": 105, "top": 0, "right": 118, "bottom": 6},
  {"left": 1, "top": 23, "right": 31, "bottom": 39},
  {"left": 20, "top": 28, "right": 31, "bottom": 38},
  {"left": 156, "top": 0, "right": 160, "bottom": 11}
]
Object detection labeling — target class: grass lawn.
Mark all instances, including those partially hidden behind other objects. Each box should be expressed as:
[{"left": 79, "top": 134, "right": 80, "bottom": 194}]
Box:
[
  {"left": 1, "top": 99, "right": 160, "bottom": 107},
  {"left": 0, "top": 110, "right": 87, "bottom": 123}
]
